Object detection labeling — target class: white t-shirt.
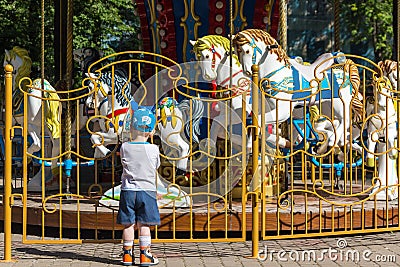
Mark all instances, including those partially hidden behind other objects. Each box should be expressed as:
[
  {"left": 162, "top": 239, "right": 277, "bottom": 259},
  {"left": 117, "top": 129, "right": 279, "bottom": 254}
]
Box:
[{"left": 120, "top": 141, "right": 160, "bottom": 191}]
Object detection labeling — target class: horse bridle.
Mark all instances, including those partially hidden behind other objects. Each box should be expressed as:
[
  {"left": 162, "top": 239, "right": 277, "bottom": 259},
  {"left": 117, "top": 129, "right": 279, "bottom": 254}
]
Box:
[
  {"left": 209, "top": 44, "right": 222, "bottom": 71},
  {"left": 248, "top": 38, "right": 279, "bottom": 65},
  {"left": 90, "top": 79, "right": 130, "bottom": 121},
  {"left": 208, "top": 44, "right": 237, "bottom": 80},
  {"left": 207, "top": 44, "right": 245, "bottom": 96}
]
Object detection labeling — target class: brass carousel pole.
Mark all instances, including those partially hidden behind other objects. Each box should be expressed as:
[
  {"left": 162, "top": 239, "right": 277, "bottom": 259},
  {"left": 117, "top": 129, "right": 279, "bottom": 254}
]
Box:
[
  {"left": 394, "top": 0, "right": 398, "bottom": 62},
  {"left": 64, "top": 0, "right": 73, "bottom": 197},
  {"left": 2, "top": 65, "right": 14, "bottom": 263},
  {"left": 228, "top": 0, "right": 233, "bottom": 210},
  {"left": 395, "top": 0, "right": 400, "bottom": 208},
  {"left": 278, "top": 0, "right": 289, "bottom": 199},
  {"left": 279, "top": 0, "right": 287, "bottom": 51},
  {"left": 334, "top": 0, "right": 341, "bottom": 51},
  {"left": 250, "top": 65, "right": 260, "bottom": 258},
  {"left": 396, "top": 0, "right": 399, "bottom": 86}
]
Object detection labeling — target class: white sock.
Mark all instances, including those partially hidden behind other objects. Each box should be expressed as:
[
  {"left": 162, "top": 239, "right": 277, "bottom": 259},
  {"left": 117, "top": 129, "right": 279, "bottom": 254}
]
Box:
[
  {"left": 139, "top": 236, "right": 151, "bottom": 248},
  {"left": 123, "top": 240, "right": 134, "bottom": 249}
]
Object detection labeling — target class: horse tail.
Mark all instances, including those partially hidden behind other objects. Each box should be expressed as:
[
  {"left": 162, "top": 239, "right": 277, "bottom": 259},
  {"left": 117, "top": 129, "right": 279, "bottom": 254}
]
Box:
[
  {"left": 344, "top": 59, "right": 364, "bottom": 124},
  {"left": 33, "top": 79, "right": 61, "bottom": 139},
  {"left": 378, "top": 59, "right": 397, "bottom": 76},
  {"left": 178, "top": 99, "right": 204, "bottom": 143}
]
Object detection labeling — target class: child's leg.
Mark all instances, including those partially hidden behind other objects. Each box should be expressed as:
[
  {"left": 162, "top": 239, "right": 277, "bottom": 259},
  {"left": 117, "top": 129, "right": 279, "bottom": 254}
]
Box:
[
  {"left": 138, "top": 223, "right": 159, "bottom": 266},
  {"left": 123, "top": 223, "right": 135, "bottom": 248},
  {"left": 122, "top": 224, "right": 135, "bottom": 266}
]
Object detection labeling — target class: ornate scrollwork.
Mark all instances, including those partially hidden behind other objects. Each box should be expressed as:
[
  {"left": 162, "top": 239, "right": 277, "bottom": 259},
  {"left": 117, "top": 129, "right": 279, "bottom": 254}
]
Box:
[
  {"left": 277, "top": 177, "right": 382, "bottom": 210},
  {"left": 42, "top": 194, "right": 85, "bottom": 214}
]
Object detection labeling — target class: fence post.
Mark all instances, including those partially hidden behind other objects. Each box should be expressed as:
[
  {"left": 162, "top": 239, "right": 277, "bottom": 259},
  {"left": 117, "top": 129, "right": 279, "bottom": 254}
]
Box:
[
  {"left": 3, "top": 64, "right": 14, "bottom": 262},
  {"left": 251, "top": 64, "right": 260, "bottom": 258}
]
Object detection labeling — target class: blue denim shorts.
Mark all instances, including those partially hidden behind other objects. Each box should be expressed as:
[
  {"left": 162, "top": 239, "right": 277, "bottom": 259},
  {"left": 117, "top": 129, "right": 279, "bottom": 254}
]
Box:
[{"left": 117, "top": 190, "right": 161, "bottom": 226}]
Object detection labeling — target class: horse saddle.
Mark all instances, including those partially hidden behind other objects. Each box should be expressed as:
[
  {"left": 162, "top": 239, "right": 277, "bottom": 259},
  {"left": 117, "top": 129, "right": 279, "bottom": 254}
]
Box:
[
  {"left": 289, "top": 53, "right": 351, "bottom": 101},
  {"left": 289, "top": 52, "right": 334, "bottom": 82}
]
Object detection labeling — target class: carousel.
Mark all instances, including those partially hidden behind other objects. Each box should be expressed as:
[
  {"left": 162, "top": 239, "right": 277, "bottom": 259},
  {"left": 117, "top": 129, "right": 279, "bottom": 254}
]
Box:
[{"left": 1, "top": 0, "right": 399, "bottom": 261}]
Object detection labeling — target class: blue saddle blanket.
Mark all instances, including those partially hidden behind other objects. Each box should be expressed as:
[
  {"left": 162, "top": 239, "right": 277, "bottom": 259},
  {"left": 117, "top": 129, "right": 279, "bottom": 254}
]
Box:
[{"left": 290, "top": 67, "right": 351, "bottom": 101}]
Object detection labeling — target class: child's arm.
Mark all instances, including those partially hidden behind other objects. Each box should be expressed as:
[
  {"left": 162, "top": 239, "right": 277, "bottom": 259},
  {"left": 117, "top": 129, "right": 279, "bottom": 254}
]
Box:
[
  {"left": 119, "top": 143, "right": 127, "bottom": 167},
  {"left": 155, "top": 146, "right": 161, "bottom": 169}
]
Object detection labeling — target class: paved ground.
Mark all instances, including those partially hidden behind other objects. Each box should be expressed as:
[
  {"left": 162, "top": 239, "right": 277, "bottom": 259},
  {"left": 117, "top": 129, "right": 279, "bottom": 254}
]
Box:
[{"left": 1, "top": 231, "right": 400, "bottom": 266}]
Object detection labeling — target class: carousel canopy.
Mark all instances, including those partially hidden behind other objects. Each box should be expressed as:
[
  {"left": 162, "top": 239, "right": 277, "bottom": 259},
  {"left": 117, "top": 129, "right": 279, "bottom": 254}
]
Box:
[{"left": 136, "top": 0, "right": 280, "bottom": 63}]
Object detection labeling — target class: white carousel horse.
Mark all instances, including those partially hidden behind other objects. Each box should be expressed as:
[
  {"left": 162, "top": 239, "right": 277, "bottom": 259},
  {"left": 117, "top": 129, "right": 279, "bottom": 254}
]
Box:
[
  {"left": 84, "top": 71, "right": 139, "bottom": 158},
  {"left": 156, "top": 96, "right": 203, "bottom": 171},
  {"left": 85, "top": 72, "right": 203, "bottom": 172},
  {"left": 365, "top": 61, "right": 399, "bottom": 200},
  {"left": 72, "top": 47, "right": 143, "bottom": 141},
  {"left": 232, "top": 29, "right": 363, "bottom": 154},
  {"left": 365, "top": 77, "right": 397, "bottom": 166},
  {"left": 190, "top": 35, "right": 252, "bottom": 151},
  {"left": 3, "top": 46, "right": 62, "bottom": 191},
  {"left": 291, "top": 57, "right": 363, "bottom": 157}
]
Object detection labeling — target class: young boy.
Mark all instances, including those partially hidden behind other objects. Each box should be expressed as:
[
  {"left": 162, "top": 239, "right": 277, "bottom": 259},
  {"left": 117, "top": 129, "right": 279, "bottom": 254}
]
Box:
[{"left": 117, "top": 107, "right": 160, "bottom": 266}]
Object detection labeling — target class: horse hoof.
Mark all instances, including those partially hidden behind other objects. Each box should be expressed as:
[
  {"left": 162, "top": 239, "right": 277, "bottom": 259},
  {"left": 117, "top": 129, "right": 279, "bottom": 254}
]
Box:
[
  {"left": 27, "top": 145, "right": 41, "bottom": 154},
  {"left": 316, "top": 141, "right": 329, "bottom": 154}
]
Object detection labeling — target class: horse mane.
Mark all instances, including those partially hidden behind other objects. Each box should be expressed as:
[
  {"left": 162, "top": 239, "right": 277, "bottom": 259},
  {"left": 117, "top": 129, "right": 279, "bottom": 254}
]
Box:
[
  {"left": 378, "top": 59, "right": 398, "bottom": 76},
  {"left": 99, "top": 72, "right": 134, "bottom": 107},
  {"left": 9, "top": 46, "right": 32, "bottom": 91},
  {"left": 192, "top": 35, "right": 241, "bottom": 68},
  {"left": 177, "top": 99, "right": 203, "bottom": 144},
  {"left": 343, "top": 59, "right": 364, "bottom": 123},
  {"left": 233, "top": 29, "right": 289, "bottom": 66},
  {"left": 32, "top": 78, "right": 61, "bottom": 139}
]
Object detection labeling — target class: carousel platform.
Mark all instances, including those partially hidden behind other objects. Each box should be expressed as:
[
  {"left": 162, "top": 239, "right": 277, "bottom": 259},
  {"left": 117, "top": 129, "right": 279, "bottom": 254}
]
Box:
[{"left": 0, "top": 180, "right": 398, "bottom": 233}]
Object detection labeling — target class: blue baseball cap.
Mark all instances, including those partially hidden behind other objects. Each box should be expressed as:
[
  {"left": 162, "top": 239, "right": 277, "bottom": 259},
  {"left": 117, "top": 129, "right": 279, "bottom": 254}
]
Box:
[{"left": 132, "top": 108, "right": 156, "bottom": 132}]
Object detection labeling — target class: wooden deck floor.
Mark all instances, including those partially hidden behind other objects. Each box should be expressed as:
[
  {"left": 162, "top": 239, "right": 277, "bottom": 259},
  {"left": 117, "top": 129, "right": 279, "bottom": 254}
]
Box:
[{"left": 1, "top": 181, "right": 398, "bottom": 233}]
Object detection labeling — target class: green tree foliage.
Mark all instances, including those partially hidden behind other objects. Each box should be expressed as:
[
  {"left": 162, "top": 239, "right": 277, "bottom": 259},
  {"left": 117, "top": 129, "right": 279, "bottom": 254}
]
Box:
[
  {"left": 73, "top": 0, "right": 141, "bottom": 55},
  {"left": 0, "top": 0, "right": 140, "bottom": 82},
  {"left": 342, "top": 0, "right": 393, "bottom": 61},
  {"left": 0, "top": 0, "right": 54, "bottom": 79}
]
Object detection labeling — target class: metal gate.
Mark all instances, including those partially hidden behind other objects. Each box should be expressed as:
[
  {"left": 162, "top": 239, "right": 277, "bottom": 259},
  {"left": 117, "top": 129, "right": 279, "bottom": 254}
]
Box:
[{"left": 2, "top": 51, "right": 249, "bottom": 246}]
